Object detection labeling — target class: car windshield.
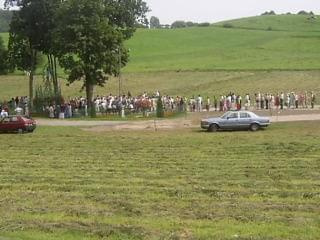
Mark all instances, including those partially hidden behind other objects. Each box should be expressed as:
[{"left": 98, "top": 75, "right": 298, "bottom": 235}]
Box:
[{"left": 221, "top": 112, "right": 230, "bottom": 119}]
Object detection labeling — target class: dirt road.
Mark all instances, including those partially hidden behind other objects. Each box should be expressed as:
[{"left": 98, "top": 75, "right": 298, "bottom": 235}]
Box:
[{"left": 36, "top": 111, "right": 320, "bottom": 131}]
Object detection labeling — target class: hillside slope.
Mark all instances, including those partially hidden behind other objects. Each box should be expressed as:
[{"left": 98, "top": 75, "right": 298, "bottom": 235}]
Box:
[
  {"left": 214, "top": 14, "right": 320, "bottom": 32},
  {"left": 1, "top": 15, "right": 320, "bottom": 73},
  {"left": 125, "top": 29, "right": 320, "bottom": 72}
]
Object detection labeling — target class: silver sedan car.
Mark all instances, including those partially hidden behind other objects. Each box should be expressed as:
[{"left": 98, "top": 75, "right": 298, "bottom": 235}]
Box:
[{"left": 201, "top": 111, "right": 270, "bottom": 132}]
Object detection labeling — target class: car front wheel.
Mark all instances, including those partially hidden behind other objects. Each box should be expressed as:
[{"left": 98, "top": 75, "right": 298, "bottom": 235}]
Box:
[
  {"left": 208, "top": 124, "right": 218, "bottom": 132},
  {"left": 250, "top": 123, "right": 260, "bottom": 132}
]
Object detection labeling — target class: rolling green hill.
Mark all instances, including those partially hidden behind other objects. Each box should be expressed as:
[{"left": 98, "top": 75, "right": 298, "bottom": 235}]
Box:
[
  {"left": 1, "top": 15, "right": 320, "bottom": 72},
  {"left": 1, "top": 14, "right": 320, "bottom": 98},
  {"left": 124, "top": 14, "right": 320, "bottom": 72},
  {"left": 214, "top": 14, "right": 320, "bottom": 32}
]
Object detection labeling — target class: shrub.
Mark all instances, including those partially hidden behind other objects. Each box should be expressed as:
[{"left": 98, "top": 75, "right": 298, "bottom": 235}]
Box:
[
  {"left": 298, "top": 10, "right": 309, "bottom": 15},
  {"left": 198, "top": 22, "right": 210, "bottom": 27},
  {"left": 222, "top": 23, "right": 233, "bottom": 28},
  {"left": 171, "top": 21, "right": 186, "bottom": 29},
  {"left": 261, "top": 11, "right": 276, "bottom": 16},
  {"left": 156, "top": 97, "right": 164, "bottom": 118}
]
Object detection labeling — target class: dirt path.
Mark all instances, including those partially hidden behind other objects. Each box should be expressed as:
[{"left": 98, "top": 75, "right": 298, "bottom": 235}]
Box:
[{"left": 36, "top": 111, "right": 320, "bottom": 131}]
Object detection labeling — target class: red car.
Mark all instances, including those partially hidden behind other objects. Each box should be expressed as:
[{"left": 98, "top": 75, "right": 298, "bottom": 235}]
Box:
[{"left": 0, "top": 116, "right": 36, "bottom": 133}]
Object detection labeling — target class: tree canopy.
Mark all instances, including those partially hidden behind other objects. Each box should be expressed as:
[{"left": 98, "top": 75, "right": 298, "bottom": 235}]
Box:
[
  {"left": 150, "top": 16, "right": 160, "bottom": 28},
  {"left": 4, "top": 0, "right": 148, "bottom": 114},
  {"left": 54, "top": 0, "right": 148, "bottom": 114}
]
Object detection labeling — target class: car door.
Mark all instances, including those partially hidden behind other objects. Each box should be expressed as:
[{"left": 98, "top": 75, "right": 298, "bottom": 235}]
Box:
[
  {"left": 9, "top": 116, "right": 22, "bottom": 131},
  {"left": 239, "top": 112, "right": 252, "bottom": 129},
  {"left": 0, "top": 117, "right": 12, "bottom": 131},
  {"left": 224, "top": 112, "right": 239, "bottom": 129}
]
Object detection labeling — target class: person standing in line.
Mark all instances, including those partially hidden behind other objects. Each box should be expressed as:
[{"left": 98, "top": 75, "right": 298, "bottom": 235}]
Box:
[
  {"left": 261, "top": 94, "right": 265, "bottom": 110},
  {"left": 206, "top": 96, "right": 210, "bottom": 112},
  {"left": 197, "top": 95, "right": 203, "bottom": 112},
  {"left": 280, "top": 92, "right": 284, "bottom": 110},
  {"left": 275, "top": 94, "right": 280, "bottom": 110},
  {"left": 311, "top": 92, "right": 316, "bottom": 109},
  {"left": 295, "top": 93, "right": 299, "bottom": 109},
  {"left": 213, "top": 96, "right": 218, "bottom": 111},
  {"left": 219, "top": 96, "right": 224, "bottom": 112},
  {"left": 49, "top": 105, "right": 55, "bottom": 118}
]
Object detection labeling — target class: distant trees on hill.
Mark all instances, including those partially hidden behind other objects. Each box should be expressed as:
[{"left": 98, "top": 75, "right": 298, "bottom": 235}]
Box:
[
  {"left": 261, "top": 11, "right": 276, "bottom": 16},
  {"left": 150, "top": 16, "right": 160, "bottom": 28},
  {"left": 171, "top": 20, "right": 210, "bottom": 29},
  {"left": 298, "top": 10, "right": 314, "bottom": 15},
  {"left": 261, "top": 10, "right": 316, "bottom": 17}
]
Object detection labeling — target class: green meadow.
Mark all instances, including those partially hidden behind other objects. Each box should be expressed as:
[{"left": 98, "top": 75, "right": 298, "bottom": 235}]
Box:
[{"left": 0, "top": 122, "right": 320, "bottom": 240}]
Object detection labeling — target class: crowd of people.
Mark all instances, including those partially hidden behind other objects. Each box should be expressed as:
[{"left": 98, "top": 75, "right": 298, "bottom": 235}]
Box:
[
  {"left": 0, "top": 96, "right": 29, "bottom": 118},
  {"left": 0, "top": 91, "right": 317, "bottom": 118}
]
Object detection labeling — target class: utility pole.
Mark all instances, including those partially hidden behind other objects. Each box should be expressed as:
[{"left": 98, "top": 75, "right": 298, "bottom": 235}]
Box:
[{"left": 118, "top": 48, "right": 121, "bottom": 96}]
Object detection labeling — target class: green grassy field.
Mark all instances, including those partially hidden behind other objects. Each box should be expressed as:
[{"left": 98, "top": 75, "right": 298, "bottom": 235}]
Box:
[{"left": 0, "top": 122, "right": 319, "bottom": 239}]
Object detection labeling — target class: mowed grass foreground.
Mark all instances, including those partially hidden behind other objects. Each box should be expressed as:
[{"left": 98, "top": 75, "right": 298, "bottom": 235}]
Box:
[{"left": 0, "top": 122, "right": 319, "bottom": 239}]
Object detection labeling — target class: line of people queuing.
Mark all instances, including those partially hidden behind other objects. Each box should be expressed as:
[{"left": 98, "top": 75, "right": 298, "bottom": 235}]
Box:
[{"left": 0, "top": 91, "right": 317, "bottom": 118}]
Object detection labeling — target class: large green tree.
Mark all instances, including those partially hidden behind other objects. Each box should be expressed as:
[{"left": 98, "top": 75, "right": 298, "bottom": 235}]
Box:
[
  {"left": 150, "top": 16, "right": 160, "bottom": 29},
  {"left": 5, "top": 0, "right": 61, "bottom": 108},
  {"left": 55, "top": 0, "right": 148, "bottom": 114}
]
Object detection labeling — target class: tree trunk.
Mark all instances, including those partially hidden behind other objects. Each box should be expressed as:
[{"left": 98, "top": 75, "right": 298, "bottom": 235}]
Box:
[
  {"left": 29, "top": 71, "right": 34, "bottom": 110},
  {"left": 29, "top": 49, "right": 37, "bottom": 110},
  {"left": 85, "top": 81, "right": 95, "bottom": 117}
]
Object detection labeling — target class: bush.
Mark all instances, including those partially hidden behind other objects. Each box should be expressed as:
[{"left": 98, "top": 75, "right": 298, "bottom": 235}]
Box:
[
  {"left": 298, "top": 10, "right": 309, "bottom": 15},
  {"left": 222, "top": 23, "right": 233, "bottom": 28},
  {"left": 261, "top": 11, "right": 276, "bottom": 16},
  {"left": 198, "top": 22, "right": 210, "bottom": 27},
  {"left": 33, "top": 85, "right": 63, "bottom": 113},
  {"left": 156, "top": 97, "right": 164, "bottom": 118},
  {"left": 171, "top": 21, "right": 186, "bottom": 29}
]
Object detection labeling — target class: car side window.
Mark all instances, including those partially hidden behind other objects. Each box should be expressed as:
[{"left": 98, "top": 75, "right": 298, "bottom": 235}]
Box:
[
  {"left": 10, "top": 117, "right": 19, "bottom": 122},
  {"left": 2, "top": 117, "right": 10, "bottom": 123},
  {"left": 240, "top": 113, "right": 250, "bottom": 119},
  {"left": 228, "top": 112, "right": 238, "bottom": 119}
]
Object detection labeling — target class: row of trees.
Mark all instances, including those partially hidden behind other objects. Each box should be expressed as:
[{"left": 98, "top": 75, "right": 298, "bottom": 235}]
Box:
[
  {"left": 150, "top": 16, "right": 210, "bottom": 29},
  {"left": 2, "top": 0, "right": 148, "bottom": 115},
  {"left": 261, "top": 10, "right": 315, "bottom": 16}
]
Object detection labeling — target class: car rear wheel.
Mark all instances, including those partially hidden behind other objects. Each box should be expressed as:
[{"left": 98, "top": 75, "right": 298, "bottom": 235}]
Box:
[
  {"left": 250, "top": 123, "right": 260, "bottom": 132},
  {"left": 208, "top": 124, "right": 218, "bottom": 132}
]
